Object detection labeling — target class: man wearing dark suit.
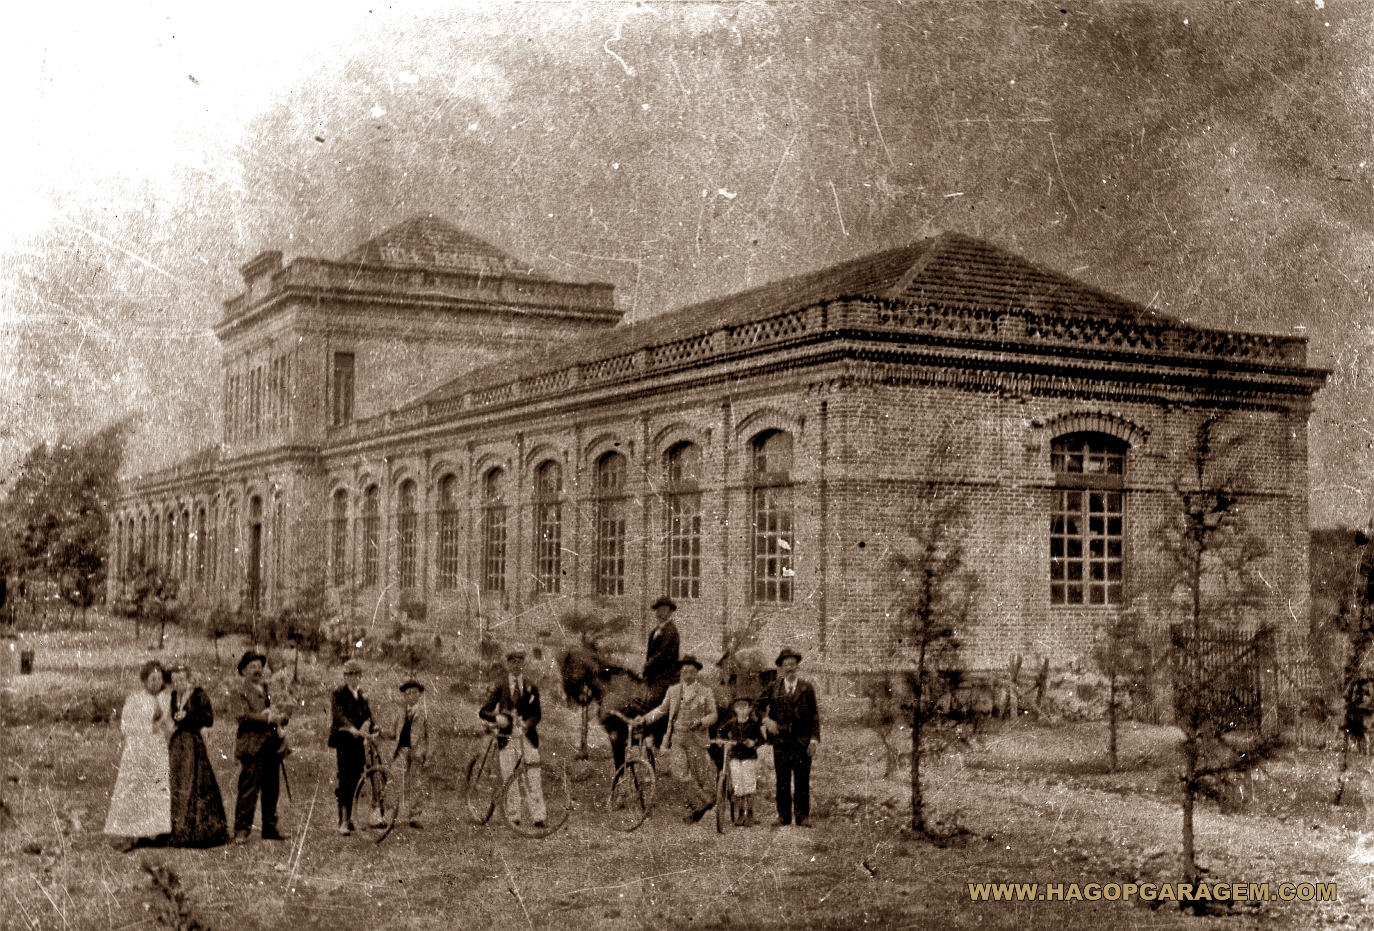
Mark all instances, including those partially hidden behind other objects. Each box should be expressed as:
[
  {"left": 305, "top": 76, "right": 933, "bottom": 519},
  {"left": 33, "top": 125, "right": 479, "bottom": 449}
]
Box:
[
  {"left": 328, "top": 658, "right": 374, "bottom": 834},
  {"left": 643, "top": 598, "right": 681, "bottom": 750},
  {"left": 230, "top": 651, "right": 290, "bottom": 844},
  {"left": 759, "top": 648, "right": 821, "bottom": 827},
  {"left": 479, "top": 649, "right": 545, "bottom": 826}
]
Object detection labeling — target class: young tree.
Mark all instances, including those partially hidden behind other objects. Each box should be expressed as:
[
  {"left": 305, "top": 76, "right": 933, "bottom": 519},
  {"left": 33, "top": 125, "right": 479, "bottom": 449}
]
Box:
[
  {"left": 558, "top": 609, "right": 632, "bottom": 758},
  {"left": 1334, "top": 530, "right": 1374, "bottom": 806},
  {"left": 1091, "top": 610, "right": 1153, "bottom": 771},
  {"left": 1155, "top": 414, "right": 1279, "bottom": 885},
  {"left": 886, "top": 483, "right": 976, "bottom": 835}
]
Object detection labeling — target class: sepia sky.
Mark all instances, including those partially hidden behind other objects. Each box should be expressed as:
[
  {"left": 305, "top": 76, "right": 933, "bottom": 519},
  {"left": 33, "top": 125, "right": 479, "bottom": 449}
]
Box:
[{"left": 2, "top": 1, "right": 1371, "bottom": 528}]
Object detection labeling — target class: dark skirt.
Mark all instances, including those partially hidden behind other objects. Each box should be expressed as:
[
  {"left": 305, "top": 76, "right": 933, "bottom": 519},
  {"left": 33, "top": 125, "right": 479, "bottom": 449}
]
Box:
[{"left": 169, "top": 729, "right": 229, "bottom": 848}]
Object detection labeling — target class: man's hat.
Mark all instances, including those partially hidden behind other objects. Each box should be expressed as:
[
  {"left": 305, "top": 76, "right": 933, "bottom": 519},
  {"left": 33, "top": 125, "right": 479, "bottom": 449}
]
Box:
[
  {"left": 342, "top": 658, "right": 363, "bottom": 674},
  {"left": 237, "top": 650, "right": 267, "bottom": 675},
  {"left": 730, "top": 693, "right": 755, "bottom": 706},
  {"left": 399, "top": 679, "right": 425, "bottom": 693},
  {"left": 775, "top": 648, "right": 803, "bottom": 667},
  {"left": 679, "top": 654, "right": 703, "bottom": 670},
  {"left": 650, "top": 597, "right": 677, "bottom": 612},
  {"left": 506, "top": 648, "right": 526, "bottom": 661}
]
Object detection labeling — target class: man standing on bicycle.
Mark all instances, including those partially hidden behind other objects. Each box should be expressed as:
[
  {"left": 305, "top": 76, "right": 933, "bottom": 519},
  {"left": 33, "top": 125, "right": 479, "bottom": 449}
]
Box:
[
  {"left": 479, "top": 649, "right": 546, "bottom": 828},
  {"left": 329, "top": 659, "right": 375, "bottom": 835},
  {"left": 642, "top": 598, "right": 681, "bottom": 751}
]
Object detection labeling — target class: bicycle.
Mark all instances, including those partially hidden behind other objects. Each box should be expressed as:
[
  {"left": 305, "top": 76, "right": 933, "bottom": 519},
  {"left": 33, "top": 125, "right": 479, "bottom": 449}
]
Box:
[
  {"left": 352, "top": 731, "right": 395, "bottom": 840},
  {"left": 463, "top": 722, "right": 572, "bottom": 838},
  {"left": 709, "top": 737, "right": 744, "bottom": 834},
  {"left": 606, "top": 711, "right": 656, "bottom": 832}
]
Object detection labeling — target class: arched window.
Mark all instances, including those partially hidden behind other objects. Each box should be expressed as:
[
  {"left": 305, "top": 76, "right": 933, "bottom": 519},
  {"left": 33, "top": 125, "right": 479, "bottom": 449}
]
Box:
[
  {"left": 1050, "top": 432, "right": 1126, "bottom": 606},
  {"left": 437, "top": 475, "right": 460, "bottom": 591},
  {"left": 362, "top": 485, "right": 381, "bottom": 588},
  {"left": 397, "top": 480, "right": 418, "bottom": 590},
  {"left": 595, "top": 452, "right": 628, "bottom": 597},
  {"left": 665, "top": 443, "right": 702, "bottom": 600},
  {"left": 331, "top": 489, "right": 348, "bottom": 587},
  {"left": 139, "top": 515, "right": 148, "bottom": 571},
  {"left": 751, "top": 430, "right": 794, "bottom": 603},
  {"left": 534, "top": 461, "right": 563, "bottom": 595},
  {"left": 482, "top": 469, "right": 507, "bottom": 595}
]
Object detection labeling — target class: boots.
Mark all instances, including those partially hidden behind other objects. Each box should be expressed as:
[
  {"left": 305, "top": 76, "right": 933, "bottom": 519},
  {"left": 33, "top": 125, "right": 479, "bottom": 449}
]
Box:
[{"left": 337, "top": 803, "right": 352, "bottom": 836}]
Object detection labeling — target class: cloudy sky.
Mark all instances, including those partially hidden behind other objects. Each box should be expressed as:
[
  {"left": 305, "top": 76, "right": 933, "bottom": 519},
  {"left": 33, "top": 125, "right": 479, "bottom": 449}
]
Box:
[{"left": 2, "top": 1, "right": 1371, "bottom": 527}]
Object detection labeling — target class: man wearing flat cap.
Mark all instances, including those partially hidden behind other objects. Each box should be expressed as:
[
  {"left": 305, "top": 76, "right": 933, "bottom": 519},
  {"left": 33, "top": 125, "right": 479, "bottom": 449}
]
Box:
[
  {"left": 759, "top": 648, "right": 820, "bottom": 827},
  {"left": 479, "top": 649, "right": 546, "bottom": 826},
  {"left": 642, "top": 597, "right": 681, "bottom": 751},
  {"left": 329, "top": 659, "right": 375, "bottom": 834},
  {"left": 230, "top": 650, "right": 290, "bottom": 843},
  {"left": 638, "top": 655, "right": 718, "bottom": 821}
]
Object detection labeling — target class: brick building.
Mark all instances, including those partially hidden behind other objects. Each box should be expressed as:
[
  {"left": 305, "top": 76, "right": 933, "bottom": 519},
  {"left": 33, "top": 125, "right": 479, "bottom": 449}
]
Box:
[{"left": 111, "top": 216, "right": 1326, "bottom": 673}]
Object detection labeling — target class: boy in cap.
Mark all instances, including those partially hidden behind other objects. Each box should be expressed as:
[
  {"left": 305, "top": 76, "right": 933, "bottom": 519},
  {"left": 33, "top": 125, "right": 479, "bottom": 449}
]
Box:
[
  {"left": 230, "top": 650, "right": 291, "bottom": 844},
  {"left": 479, "top": 649, "right": 546, "bottom": 827},
  {"left": 759, "top": 648, "right": 820, "bottom": 827},
  {"left": 637, "top": 655, "right": 718, "bottom": 822},
  {"left": 390, "top": 679, "right": 429, "bottom": 828},
  {"left": 717, "top": 694, "right": 765, "bottom": 826},
  {"left": 328, "top": 659, "right": 375, "bottom": 834}
]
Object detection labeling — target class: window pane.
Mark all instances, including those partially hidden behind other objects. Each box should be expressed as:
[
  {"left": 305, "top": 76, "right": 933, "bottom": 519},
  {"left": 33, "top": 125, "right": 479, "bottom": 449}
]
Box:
[{"left": 1050, "top": 432, "right": 1127, "bottom": 608}]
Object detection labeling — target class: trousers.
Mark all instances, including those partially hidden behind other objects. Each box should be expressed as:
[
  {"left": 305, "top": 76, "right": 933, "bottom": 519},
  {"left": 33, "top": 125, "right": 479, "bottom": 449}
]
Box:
[
  {"left": 773, "top": 739, "right": 811, "bottom": 825},
  {"left": 335, "top": 740, "right": 366, "bottom": 816},
  {"left": 394, "top": 747, "right": 427, "bottom": 821},
  {"left": 234, "top": 750, "right": 281, "bottom": 836},
  {"left": 498, "top": 737, "right": 546, "bottom": 825}
]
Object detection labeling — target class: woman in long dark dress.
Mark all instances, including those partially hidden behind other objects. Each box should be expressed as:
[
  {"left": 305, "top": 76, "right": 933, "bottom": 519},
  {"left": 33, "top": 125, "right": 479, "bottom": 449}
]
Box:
[{"left": 168, "top": 665, "right": 229, "bottom": 848}]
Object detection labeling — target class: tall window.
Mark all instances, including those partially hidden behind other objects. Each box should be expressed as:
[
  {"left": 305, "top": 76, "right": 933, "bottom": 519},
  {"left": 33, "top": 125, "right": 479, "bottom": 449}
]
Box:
[
  {"left": 1050, "top": 432, "right": 1126, "bottom": 606},
  {"left": 181, "top": 508, "right": 191, "bottom": 580},
  {"left": 666, "top": 442, "right": 702, "bottom": 600},
  {"left": 534, "top": 461, "right": 563, "bottom": 595},
  {"left": 362, "top": 485, "right": 380, "bottom": 588},
  {"left": 437, "top": 475, "right": 461, "bottom": 591},
  {"left": 751, "top": 430, "right": 795, "bottom": 603},
  {"left": 195, "top": 507, "right": 207, "bottom": 582},
  {"left": 331, "top": 490, "right": 348, "bottom": 587},
  {"left": 482, "top": 469, "right": 507, "bottom": 595},
  {"left": 596, "top": 452, "right": 628, "bottom": 597},
  {"left": 398, "top": 480, "right": 418, "bottom": 590},
  {"left": 332, "top": 352, "right": 355, "bottom": 426},
  {"left": 166, "top": 511, "right": 178, "bottom": 578}
]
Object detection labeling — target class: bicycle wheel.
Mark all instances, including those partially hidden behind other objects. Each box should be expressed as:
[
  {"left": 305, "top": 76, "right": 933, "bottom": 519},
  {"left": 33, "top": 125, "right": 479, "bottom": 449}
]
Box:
[
  {"left": 464, "top": 740, "right": 502, "bottom": 825},
  {"left": 608, "top": 760, "right": 655, "bottom": 832},
  {"left": 353, "top": 766, "right": 393, "bottom": 834},
  {"left": 503, "top": 757, "right": 572, "bottom": 838},
  {"left": 715, "top": 767, "right": 732, "bottom": 835}
]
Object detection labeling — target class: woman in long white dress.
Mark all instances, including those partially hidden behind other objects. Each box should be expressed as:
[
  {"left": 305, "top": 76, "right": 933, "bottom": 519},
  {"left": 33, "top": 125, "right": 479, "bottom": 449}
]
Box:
[{"left": 104, "top": 660, "right": 173, "bottom": 849}]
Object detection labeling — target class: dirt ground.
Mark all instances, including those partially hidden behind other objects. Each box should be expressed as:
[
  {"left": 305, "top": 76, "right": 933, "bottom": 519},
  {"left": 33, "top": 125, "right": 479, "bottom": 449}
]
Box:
[{"left": 1, "top": 626, "right": 1371, "bottom": 930}]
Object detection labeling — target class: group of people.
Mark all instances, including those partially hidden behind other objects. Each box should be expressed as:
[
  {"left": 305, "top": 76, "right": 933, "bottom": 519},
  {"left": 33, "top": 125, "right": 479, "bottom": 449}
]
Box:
[
  {"left": 105, "top": 597, "right": 821, "bottom": 848},
  {"left": 103, "top": 660, "right": 230, "bottom": 850},
  {"left": 635, "top": 598, "right": 823, "bottom": 828}
]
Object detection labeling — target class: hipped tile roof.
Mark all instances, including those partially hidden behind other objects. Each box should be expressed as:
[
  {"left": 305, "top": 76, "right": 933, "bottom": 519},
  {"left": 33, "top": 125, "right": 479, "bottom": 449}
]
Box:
[{"left": 418, "top": 231, "right": 1162, "bottom": 405}]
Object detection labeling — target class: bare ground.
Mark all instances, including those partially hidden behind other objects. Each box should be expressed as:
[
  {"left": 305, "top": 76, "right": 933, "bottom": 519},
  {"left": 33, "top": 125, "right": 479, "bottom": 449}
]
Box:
[{"left": 1, "top": 627, "right": 1370, "bottom": 930}]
